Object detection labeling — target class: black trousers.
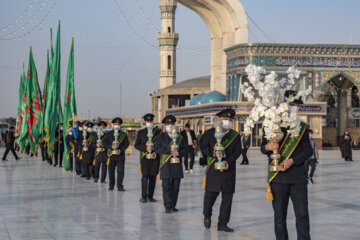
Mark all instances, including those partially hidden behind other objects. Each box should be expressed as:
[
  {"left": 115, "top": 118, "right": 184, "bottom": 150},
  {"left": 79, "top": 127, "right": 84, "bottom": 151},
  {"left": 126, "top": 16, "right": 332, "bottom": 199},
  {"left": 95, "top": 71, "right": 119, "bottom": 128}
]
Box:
[
  {"left": 241, "top": 149, "right": 249, "bottom": 164},
  {"left": 203, "top": 191, "right": 233, "bottom": 226},
  {"left": 141, "top": 175, "right": 157, "bottom": 199},
  {"left": 40, "top": 144, "right": 46, "bottom": 161},
  {"left": 95, "top": 162, "right": 107, "bottom": 182},
  {"left": 108, "top": 159, "right": 125, "bottom": 189},
  {"left": 75, "top": 154, "right": 81, "bottom": 175},
  {"left": 162, "top": 178, "right": 181, "bottom": 210},
  {"left": 2, "top": 144, "right": 19, "bottom": 160},
  {"left": 68, "top": 153, "right": 73, "bottom": 170},
  {"left": 304, "top": 159, "right": 316, "bottom": 178},
  {"left": 82, "top": 161, "right": 93, "bottom": 177},
  {"left": 184, "top": 146, "right": 195, "bottom": 170},
  {"left": 54, "top": 149, "right": 63, "bottom": 166},
  {"left": 271, "top": 182, "right": 310, "bottom": 240}
]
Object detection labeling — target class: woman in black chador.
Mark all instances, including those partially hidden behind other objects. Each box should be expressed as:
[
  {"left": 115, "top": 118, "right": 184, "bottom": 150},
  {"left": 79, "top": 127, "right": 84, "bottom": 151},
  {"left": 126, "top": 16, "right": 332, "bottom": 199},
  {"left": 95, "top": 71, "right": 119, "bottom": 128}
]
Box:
[{"left": 340, "top": 131, "right": 353, "bottom": 161}]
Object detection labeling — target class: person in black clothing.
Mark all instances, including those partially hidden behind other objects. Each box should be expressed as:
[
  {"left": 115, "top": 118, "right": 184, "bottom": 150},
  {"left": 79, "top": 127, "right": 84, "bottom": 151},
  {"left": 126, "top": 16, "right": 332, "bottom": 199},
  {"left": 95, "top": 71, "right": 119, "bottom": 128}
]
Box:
[
  {"left": 53, "top": 125, "right": 64, "bottom": 167},
  {"left": 103, "top": 117, "right": 129, "bottom": 191},
  {"left": 81, "top": 122, "right": 97, "bottom": 180},
  {"left": 181, "top": 123, "right": 197, "bottom": 174},
  {"left": 94, "top": 121, "right": 108, "bottom": 183},
  {"left": 65, "top": 128, "right": 75, "bottom": 172},
  {"left": 340, "top": 131, "right": 353, "bottom": 161},
  {"left": 2, "top": 126, "right": 20, "bottom": 161},
  {"left": 39, "top": 136, "right": 46, "bottom": 161},
  {"left": 154, "top": 115, "right": 188, "bottom": 214},
  {"left": 134, "top": 113, "right": 162, "bottom": 203},
  {"left": 239, "top": 131, "right": 250, "bottom": 165},
  {"left": 74, "top": 121, "right": 84, "bottom": 175},
  {"left": 261, "top": 91, "right": 313, "bottom": 240},
  {"left": 201, "top": 109, "right": 242, "bottom": 232}
]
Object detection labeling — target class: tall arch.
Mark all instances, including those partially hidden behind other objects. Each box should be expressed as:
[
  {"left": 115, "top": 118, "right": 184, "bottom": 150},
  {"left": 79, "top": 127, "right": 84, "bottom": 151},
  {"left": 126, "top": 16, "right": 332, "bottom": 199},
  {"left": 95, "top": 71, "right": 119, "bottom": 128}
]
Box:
[{"left": 177, "top": 0, "right": 248, "bottom": 94}]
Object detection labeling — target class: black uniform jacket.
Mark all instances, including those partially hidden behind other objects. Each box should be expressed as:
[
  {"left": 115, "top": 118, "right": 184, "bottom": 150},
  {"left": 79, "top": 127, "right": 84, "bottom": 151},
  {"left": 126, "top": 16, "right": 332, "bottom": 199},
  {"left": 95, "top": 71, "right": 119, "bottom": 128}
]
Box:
[
  {"left": 154, "top": 132, "right": 188, "bottom": 179},
  {"left": 74, "top": 130, "right": 83, "bottom": 156},
  {"left": 94, "top": 133, "right": 108, "bottom": 163},
  {"left": 82, "top": 132, "right": 97, "bottom": 164},
  {"left": 260, "top": 126, "right": 313, "bottom": 184},
  {"left": 103, "top": 130, "right": 129, "bottom": 162},
  {"left": 134, "top": 127, "right": 161, "bottom": 176},
  {"left": 65, "top": 134, "right": 75, "bottom": 152},
  {"left": 200, "top": 128, "right": 242, "bottom": 193},
  {"left": 54, "top": 131, "right": 64, "bottom": 152}
]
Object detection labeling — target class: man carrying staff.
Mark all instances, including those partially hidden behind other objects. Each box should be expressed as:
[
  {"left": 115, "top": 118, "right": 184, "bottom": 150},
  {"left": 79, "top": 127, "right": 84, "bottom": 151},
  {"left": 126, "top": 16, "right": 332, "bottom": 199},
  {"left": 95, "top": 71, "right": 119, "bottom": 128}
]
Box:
[
  {"left": 154, "top": 115, "right": 187, "bottom": 213},
  {"left": 200, "top": 109, "right": 242, "bottom": 232},
  {"left": 94, "top": 121, "right": 108, "bottom": 183},
  {"left": 261, "top": 90, "right": 313, "bottom": 240},
  {"left": 134, "top": 113, "right": 162, "bottom": 203},
  {"left": 103, "top": 117, "right": 129, "bottom": 191}
]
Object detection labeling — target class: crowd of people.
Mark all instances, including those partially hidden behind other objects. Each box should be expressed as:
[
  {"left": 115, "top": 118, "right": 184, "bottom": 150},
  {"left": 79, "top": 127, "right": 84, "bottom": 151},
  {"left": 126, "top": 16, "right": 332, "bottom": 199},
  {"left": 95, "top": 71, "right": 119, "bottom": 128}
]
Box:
[{"left": 0, "top": 94, "right": 356, "bottom": 239}]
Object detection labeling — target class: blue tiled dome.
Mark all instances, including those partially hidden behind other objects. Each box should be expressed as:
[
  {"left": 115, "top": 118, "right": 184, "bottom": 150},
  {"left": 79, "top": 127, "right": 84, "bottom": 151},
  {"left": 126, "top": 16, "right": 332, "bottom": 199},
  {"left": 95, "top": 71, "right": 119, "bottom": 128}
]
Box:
[
  {"left": 201, "top": 91, "right": 226, "bottom": 104},
  {"left": 189, "top": 93, "right": 205, "bottom": 106}
]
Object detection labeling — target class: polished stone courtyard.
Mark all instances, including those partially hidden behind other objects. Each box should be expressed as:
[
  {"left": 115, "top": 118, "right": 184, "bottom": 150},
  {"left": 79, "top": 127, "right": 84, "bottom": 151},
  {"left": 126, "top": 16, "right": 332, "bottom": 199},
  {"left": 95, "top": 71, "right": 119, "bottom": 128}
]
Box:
[{"left": 0, "top": 147, "right": 359, "bottom": 240}]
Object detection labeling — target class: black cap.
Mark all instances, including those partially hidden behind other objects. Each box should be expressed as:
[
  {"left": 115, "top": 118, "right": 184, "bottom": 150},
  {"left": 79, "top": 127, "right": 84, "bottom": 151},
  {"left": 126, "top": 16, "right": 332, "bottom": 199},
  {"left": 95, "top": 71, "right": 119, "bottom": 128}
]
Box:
[
  {"left": 77, "top": 121, "right": 83, "bottom": 126},
  {"left": 9, "top": 126, "right": 15, "bottom": 130},
  {"left": 162, "top": 115, "right": 176, "bottom": 124},
  {"left": 285, "top": 90, "right": 303, "bottom": 105},
  {"left": 98, "top": 121, "right": 107, "bottom": 127},
  {"left": 142, "top": 113, "right": 155, "bottom": 121},
  {"left": 112, "top": 117, "right": 123, "bottom": 124},
  {"left": 216, "top": 108, "right": 235, "bottom": 119},
  {"left": 86, "top": 122, "right": 94, "bottom": 128},
  {"left": 82, "top": 121, "right": 88, "bottom": 126}
]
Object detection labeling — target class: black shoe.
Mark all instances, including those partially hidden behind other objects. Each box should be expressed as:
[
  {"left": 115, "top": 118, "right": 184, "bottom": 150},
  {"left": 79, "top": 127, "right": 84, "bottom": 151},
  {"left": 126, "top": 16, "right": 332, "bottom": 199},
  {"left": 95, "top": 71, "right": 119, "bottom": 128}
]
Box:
[
  {"left": 16, "top": 157, "right": 21, "bottom": 160},
  {"left": 118, "top": 187, "right": 125, "bottom": 192},
  {"left": 148, "top": 198, "right": 157, "bottom": 202},
  {"left": 80, "top": 175, "right": 86, "bottom": 178},
  {"left": 165, "top": 209, "right": 172, "bottom": 214},
  {"left": 218, "top": 225, "right": 234, "bottom": 232},
  {"left": 108, "top": 187, "right": 114, "bottom": 191},
  {"left": 94, "top": 179, "right": 98, "bottom": 183},
  {"left": 53, "top": 164, "right": 57, "bottom": 167},
  {"left": 204, "top": 217, "right": 211, "bottom": 229},
  {"left": 86, "top": 177, "right": 91, "bottom": 180},
  {"left": 69, "top": 169, "right": 73, "bottom": 172},
  {"left": 2, "top": 159, "right": 7, "bottom": 161},
  {"left": 309, "top": 178, "right": 314, "bottom": 184},
  {"left": 139, "top": 197, "right": 147, "bottom": 203},
  {"left": 172, "top": 208, "right": 178, "bottom": 212},
  {"left": 101, "top": 181, "right": 106, "bottom": 184},
  {"left": 59, "top": 165, "right": 63, "bottom": 168},
  {"left": 240, "top": 162, "right": 245, "bottom": 165}
]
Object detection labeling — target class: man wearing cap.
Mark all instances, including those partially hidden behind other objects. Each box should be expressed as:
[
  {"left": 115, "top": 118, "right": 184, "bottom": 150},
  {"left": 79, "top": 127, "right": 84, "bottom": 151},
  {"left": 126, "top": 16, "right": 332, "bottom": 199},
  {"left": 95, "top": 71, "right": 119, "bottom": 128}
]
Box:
[
  {"left": 54, "top": 125, "right": 64, "bottom": 167},
  {"left": 2, "top": 126, "right": 20, "bottom": 161},
  {"left": 74, "top": 121, "right": 84, "bottom": 176},
  {"left": 65, "top": 128, "right": 75, "bottom": 172},
  {"left": 82, "top": 122, "right": 97, "bottom": 180},
  {"left": 154, "top": 115, "right": 188, "bottom": 213},
  {"left": 135, "top": 113, "right": 162, "bottom": 203},
  {"left": 94, "top": 121, "right": 108, "bottom": 183},
  {"left": 200, "top": 108, "right": 242, "bottom": 232},
  {"left": 261, "top": 90, "right": 312, "bottom": 240},
  {"left": 103, "top": 117, "right": 129, "bottom": 191}
]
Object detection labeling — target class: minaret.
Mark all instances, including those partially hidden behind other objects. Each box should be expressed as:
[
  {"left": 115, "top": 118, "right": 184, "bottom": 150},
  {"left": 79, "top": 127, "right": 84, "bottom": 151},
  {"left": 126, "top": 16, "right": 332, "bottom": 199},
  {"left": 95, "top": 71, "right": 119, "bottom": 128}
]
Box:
[{"left": 157, "top": 0, "right": 179, "bottom": 89}]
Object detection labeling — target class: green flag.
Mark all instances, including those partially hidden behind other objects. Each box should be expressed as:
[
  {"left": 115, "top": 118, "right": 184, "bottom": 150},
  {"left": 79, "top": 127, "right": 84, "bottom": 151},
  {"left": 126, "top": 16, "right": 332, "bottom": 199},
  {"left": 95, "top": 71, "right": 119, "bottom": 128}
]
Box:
[
  {"left": 63, "top": 38, "right": 76, "bottom": 171},
  {"left": 41, "top": 50, "right": 50, "bottom": 138},
  {"left": 16, "top": 64, "right": 26, "bottom": 137},
  {"left": 44, "top": 22, "right": 61, "bottom": 160},
  {"left": 17, "top": 47, "right": 44, "bottom": 154}
]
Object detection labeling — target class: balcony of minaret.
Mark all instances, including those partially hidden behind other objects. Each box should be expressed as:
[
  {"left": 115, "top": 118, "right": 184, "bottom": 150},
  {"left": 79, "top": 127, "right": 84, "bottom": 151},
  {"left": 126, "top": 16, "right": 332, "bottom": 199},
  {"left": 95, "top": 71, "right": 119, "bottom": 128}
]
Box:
[{"left": 157, "top": 33, "right": 179, "bottom": 46}]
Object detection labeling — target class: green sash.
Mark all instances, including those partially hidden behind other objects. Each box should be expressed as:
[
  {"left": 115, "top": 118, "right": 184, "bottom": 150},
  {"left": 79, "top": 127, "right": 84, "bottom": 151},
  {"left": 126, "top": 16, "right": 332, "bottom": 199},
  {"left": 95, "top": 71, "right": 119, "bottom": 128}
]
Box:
[
  {"left": 157, "top": 135, "right": 183, "bottom": 181},
  {"left": 79, "top": 132, "right": 96, "bottom": 160},
  {"left": 266, "top": 121, "right": 307, "bottom": 200},
  {"left": 203, "top": 129, "right": 239, "bottom": 189},
  {"left": 140, "top": 128, "right": 162, "bottom": 160}
]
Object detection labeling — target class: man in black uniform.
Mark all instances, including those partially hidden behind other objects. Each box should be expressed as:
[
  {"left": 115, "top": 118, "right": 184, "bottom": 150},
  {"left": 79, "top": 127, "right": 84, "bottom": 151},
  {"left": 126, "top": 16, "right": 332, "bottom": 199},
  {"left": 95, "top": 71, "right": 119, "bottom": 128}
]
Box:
[
  {"left": 134, "top": 113, "right": 162, "bottom": 203},
  {"left": 54, "top": 125, "right": 64, "bottom": 167},
  {"left": 154, "top": 115, "right": 188, "bottom": 213},
  {"left": 65, "top": 128, "right": 75, "bottom": 172},
  {"left": 261, "top": 90, "right": 312, "bottom": 240},
  {"left": 81, "top": 122, "right": 97, "bottom": 180},
  {"left": 2, "top": 126, "right": 20, "bottom": 161},
  {"left": 200, "top": 109, "right": 242, "bottom": 232},
  {"left": 180, "top": 123, "right": 197, "bottom": 174},
  {"left": 94, "top": 121, "right": 108, "bottom": 183},
  {"left": 39, "top": 135, "right": 46, "bottom": 161},
  {"left": 240, "top": 131, "right": 250, "bottom": 165},
  {"left": 103, "top": 117, "right": 129, "bottom": 191},
  {"left": 74, "top": 121, "right": 84, "bottom": 176}
]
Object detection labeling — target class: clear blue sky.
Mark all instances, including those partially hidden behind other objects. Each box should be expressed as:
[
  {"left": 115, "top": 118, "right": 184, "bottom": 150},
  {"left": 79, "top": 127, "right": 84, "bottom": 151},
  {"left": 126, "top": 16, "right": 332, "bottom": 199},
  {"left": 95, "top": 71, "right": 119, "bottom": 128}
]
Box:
[{"left": 1, "top": 0, "right": 359, "bottom": 118}]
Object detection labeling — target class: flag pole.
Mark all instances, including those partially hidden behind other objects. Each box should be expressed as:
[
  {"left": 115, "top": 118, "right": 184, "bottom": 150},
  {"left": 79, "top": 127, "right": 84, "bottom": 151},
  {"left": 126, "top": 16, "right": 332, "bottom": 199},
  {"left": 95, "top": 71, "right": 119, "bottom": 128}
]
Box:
[{"left": 72, "top": 112, "right": 75, "bottom": 172}]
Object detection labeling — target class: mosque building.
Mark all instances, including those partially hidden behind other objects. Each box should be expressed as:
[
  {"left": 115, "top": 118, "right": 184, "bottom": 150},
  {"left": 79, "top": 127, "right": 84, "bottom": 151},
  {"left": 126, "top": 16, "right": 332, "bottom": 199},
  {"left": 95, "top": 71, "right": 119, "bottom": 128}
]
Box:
[{"left": 151, "top": 0, "right": 360, "bottom": 148}]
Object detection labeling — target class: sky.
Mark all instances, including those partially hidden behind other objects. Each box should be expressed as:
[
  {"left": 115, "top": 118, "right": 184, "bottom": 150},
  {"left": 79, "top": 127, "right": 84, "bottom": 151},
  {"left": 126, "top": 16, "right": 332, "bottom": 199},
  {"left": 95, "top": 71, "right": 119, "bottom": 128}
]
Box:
[{"left": 1, "top": 0, "right": 360, "bottom": 119}]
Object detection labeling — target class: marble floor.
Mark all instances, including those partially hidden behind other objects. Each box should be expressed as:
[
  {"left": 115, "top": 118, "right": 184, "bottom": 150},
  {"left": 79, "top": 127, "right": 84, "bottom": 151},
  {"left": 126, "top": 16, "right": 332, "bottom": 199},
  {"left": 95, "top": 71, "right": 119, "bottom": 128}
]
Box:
[{"left": 0, "top": 147, "right": 359, "bottom": 240}]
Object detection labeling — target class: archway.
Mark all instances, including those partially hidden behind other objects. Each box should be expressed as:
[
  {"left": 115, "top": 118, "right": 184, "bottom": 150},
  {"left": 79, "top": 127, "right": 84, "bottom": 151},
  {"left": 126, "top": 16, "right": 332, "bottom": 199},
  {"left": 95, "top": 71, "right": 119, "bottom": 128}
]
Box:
[
  {"left": 177, "top": 0, "right": 248, "bottom": 94},
  {"left": 322, "top": 74, "right": 360, "bottom": 146}
]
